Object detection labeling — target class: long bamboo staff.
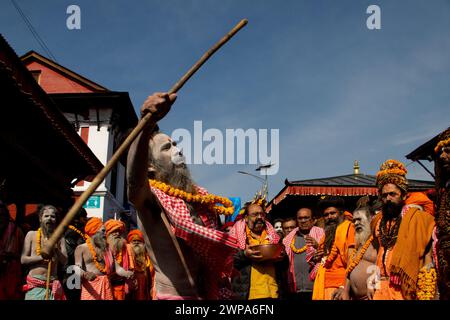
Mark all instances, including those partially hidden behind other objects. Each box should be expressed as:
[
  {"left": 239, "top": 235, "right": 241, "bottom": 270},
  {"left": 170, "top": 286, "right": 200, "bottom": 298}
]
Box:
[
  {"left": 42, "top": 19, "right": 248, "bottom": 258},
  {"left": 45, "top": 259, "right": 52, "bottom": 300}
]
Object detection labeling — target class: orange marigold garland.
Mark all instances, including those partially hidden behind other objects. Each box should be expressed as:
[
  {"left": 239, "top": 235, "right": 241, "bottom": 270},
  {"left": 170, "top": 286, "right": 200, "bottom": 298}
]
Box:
[
  {"left": 290, "top": 237, "right": 307, "bottom": 254},
  {"left": 149, "top": 179, "right": 235, "bottom": 215},
  {"left": 434, "top": 137, "right": 450, "bottom": 154},
  {"left": 86, "top": 236, "right": 107, "bottom": 274},
  {"left": 68, "top": 225, "right": 86, "bottom": 240},
  {"left": 35, "top": 228, "right": 51, "bottom": 262},
  {"left": 35, "top": 228, "right": 42, "bottom": 256},
  {"left": 115, "top": 249, "right": 123, "bottom": 266},
  {"left": 324, "top": 243, "right": 339, "bottom": 268},
  {"left": 416, "top": 266, "right": 437, "bottom": 300},
  {"left": 346, "top": 236, "right": 373, "bottom": 276}
]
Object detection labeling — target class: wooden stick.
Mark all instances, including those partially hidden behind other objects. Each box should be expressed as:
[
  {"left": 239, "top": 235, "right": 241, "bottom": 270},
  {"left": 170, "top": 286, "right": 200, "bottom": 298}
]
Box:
[
  {"left": 45, "top": 259, "right": 52, "bottom": 300},
  {"left": 41, "top": 19, "right": 248, "bottom": 259}
]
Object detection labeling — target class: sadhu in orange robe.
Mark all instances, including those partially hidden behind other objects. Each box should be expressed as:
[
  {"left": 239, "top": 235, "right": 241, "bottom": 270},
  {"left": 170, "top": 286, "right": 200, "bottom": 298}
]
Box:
[{"left": 313, "top": 213, "right": 355, "bottom": 300}]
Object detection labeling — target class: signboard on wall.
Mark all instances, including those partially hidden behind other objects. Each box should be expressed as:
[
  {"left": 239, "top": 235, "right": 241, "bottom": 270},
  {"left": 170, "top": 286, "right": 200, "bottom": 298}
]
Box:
[{"left": 83, "top": 195, "right": 101, "bottom": 209}]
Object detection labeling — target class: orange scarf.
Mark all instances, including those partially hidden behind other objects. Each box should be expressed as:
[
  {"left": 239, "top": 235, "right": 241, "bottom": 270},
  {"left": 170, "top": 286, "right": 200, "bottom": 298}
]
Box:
[{"left": 373, "top": 207, "right": 435, "bottom": 299}]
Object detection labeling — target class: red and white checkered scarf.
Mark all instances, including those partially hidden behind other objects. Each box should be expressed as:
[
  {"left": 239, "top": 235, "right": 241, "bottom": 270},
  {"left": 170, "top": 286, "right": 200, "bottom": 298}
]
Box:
[
  {"left": 228, "top": 218, "right": 280, "bottom": 250},
  {"left": 23, "top": 275, "right": 66, "bottom": 300},
  {"left": 282, "top": 226, "right": 324, "bottom": 292},
  {"left": 150, "top": 184, "right": 239, "bottom": 299}
]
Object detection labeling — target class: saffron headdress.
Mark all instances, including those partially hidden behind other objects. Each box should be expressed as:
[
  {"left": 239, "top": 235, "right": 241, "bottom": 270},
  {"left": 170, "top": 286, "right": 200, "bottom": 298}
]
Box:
[{"left": 375, "top": 159, "right": 408, "bottom": 193}]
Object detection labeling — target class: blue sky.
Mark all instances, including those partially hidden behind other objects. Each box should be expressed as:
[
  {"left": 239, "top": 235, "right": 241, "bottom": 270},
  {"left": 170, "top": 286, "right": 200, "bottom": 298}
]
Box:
[{"left": 1, "top": 0, "right": 449, "bottom": 203}]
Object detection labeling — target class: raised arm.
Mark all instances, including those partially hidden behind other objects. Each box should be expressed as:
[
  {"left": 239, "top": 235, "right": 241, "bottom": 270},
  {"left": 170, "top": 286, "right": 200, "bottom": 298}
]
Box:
[{"left": 126, "top": 92, "right": 177, "bottom": 209}]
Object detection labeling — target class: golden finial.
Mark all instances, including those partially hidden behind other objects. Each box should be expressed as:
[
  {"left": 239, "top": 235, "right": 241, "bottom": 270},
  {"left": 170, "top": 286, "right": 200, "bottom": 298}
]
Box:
[{"left": 354, "top": 160, "right": 360, "bottom": 175}]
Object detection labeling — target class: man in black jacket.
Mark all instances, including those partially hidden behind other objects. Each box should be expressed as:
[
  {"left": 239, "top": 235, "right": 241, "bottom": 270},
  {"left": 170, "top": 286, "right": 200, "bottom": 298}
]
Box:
[{"left": 229, "top": 200, "right": 288, "bottom": 300}]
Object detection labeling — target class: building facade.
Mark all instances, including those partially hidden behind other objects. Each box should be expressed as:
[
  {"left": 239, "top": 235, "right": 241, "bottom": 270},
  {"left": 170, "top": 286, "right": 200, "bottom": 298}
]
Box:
[{"left": 21, "top": 51, "right": 137, "bottom": 221}]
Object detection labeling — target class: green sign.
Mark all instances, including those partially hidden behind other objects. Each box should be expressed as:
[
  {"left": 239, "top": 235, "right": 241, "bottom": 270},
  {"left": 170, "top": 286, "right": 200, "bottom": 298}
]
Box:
[{"left": 83, "top": 196, "right": 101, "bottom": 209}]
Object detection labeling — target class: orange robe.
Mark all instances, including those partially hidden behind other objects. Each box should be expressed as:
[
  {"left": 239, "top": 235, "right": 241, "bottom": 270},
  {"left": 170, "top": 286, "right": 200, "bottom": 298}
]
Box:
[
  {"left": 111, "top": 244, "right": 134, "bottom": 300},
  {"left": 128, "top": 254, "right": 155, "bottom": 300},
  {"left": 372, "top": 207, "right": 435, "bottom": 300},
  {"left": 313, "top": 219, "right": 355, "bottom": 300}
]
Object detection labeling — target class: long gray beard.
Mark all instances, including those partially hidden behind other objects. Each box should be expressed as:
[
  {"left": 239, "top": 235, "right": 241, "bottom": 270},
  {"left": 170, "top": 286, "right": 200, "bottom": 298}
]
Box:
[
  {"left": 355, "top": 227, "right": 371, "bottom": 248},
  {"left": 111, "top": 237, "right": 125, "bottom": 254},
  {"left": 41, "top": 223, "right": 54, "bottom": 237},
  {"left": 151, "top": 158, "right": 196, "bottom": 193},
  {"left": 92, "top": 233, "right": 107, "bottom": 251},
  {"left": 132, "top": 244, "right": 146, "bottom": 266}
]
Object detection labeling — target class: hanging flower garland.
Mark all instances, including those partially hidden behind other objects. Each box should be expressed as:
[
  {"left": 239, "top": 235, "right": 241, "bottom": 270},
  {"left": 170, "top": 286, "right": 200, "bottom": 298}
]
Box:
[
  {"left": 35, "top": 228, "right": 52, "bottom": 262},
  {"left": 416, "top": 266, "right": 437, "bottom": 300},
  {"left": 290, "top": 237, "right": 307, "bottom": 254},
  {"left": 68, "top": 225, "right": 86, "bottom": 240},
  {"left": 115, "top": 249, "right": 123, "bottom": 266},
  {"left": 86, "top": 236, "right": 107, "bottom": 274},
  {"left": 323, "top": 243, "right": 339, "bottom": 268},
  {"left": 35, "top": 228, "right": 43, "bottom": 256},
  {"left": 149, "top": 179, "right": 234, "bottom": 215},
  {"left": 346, "top": 236, "right": 373, "bottom": 276}
]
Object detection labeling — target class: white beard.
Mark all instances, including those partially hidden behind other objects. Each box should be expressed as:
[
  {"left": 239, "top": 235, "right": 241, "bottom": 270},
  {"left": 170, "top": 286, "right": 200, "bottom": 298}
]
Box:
[{"left": 355, "top": 227, "right": 371, "bottom": 248}]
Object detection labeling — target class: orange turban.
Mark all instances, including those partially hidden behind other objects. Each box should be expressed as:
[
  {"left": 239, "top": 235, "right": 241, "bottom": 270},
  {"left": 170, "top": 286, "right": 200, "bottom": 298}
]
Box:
[
  {"left": 127, "top": 229, "right": 144, "bottom": 243},
  {"left": 104, "top": 219, "right": 125, "bottom": 237},
  {"left": 84, "top": 217, "right": 103, "bottom": 237},
  {"left": 434, "top": 127, "right": 450, "bottom": 154},
  {"left": 375, "top": 159, "right": 408, "bottom": 193}
]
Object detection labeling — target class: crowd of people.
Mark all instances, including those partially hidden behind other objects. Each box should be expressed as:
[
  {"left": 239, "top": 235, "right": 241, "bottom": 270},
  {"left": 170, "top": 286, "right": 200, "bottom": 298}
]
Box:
[{"left": 0, "top": 92, "right": 449, "bottom": 300}]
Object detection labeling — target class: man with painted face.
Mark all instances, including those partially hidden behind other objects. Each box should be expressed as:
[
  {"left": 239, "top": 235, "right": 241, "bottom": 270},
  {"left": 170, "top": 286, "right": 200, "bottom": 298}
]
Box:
[
  {"left": 127, "top": 92, "right": 239, "bottom": 299},
  {"left": 273, "top": 219, "right": 284, "bottom": 239},
  {"left": 21, "top": 205, "right": 68, "bottom": 300},
  {"left": 312, "top": 196, "right": 355, "bottom": 300},
  {"left": 282, "top": 208, "right": 324, "bottom": 300},
  {"left": 229, "top": 199, "right": 287, "bottom": 300},
  {"left": 340, "top": 199, "right": 377, "bottom": 300},
  {"left": 371, "top": 159, "right": 435, "bottom": 300}
]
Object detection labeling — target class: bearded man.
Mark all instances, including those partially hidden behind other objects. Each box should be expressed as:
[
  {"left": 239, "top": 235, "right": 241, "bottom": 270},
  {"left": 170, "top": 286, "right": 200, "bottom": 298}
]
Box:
[
  {"left": 0, "top": 201, "right": 24, "bottom": 300},
  {"left": 341, "top": 203, "right": 377, "bottom": 300},
  {"left": 127, "top": 92, "right": 239, "bottom": 299},
  {"left": 282, "top": 207, "right": 324, "bottom": 300},
  {"left": 312, "top": 196, "right": 355, "bottom": 300},
  {"left": 127, "top": 229, "right": 155, "bottom": 300},
  {"left": 75, "top": 217, "right": 113, "bottom": 300},
  {"left": 228, "top": 200, "right": 287, "bottom": 300},
  {"left": 372, "top": 159, "right": 435, "bottom": 300},
  {"left": 105, "top": 219, "right": 134, "bottom": 300},
  {"left": 435, "top": 128, "right": 450, "bottom": 300},
  {"left": 75, "top": 217, "right": 132, "bottom": 300},
  {"left": 21, "top": 205, "right": 67, "bottom": 300}
]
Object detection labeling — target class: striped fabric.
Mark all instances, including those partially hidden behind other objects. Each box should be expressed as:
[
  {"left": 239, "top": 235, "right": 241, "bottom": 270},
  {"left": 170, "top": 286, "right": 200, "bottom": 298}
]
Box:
[
  {"left": 23, "top": 275, "right": 66, "bottom": 300},
  {"left": 228, "top": 218, "right": 280, "bottom": 250},
  {"left": 80, "top": 275, "right": 114, "bottom": 300},
  {"left": 150, "top": 184, "right": 240, "bottom": 299}
]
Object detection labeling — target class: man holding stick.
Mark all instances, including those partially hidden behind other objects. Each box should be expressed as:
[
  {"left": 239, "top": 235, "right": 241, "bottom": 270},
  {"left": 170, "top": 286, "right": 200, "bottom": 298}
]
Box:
[
  {"left": 127, "top": 92, "right": 240, "bottom": 300},
  {"left": 21, "top": 205, "right": 67, "bottom": 300}
]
